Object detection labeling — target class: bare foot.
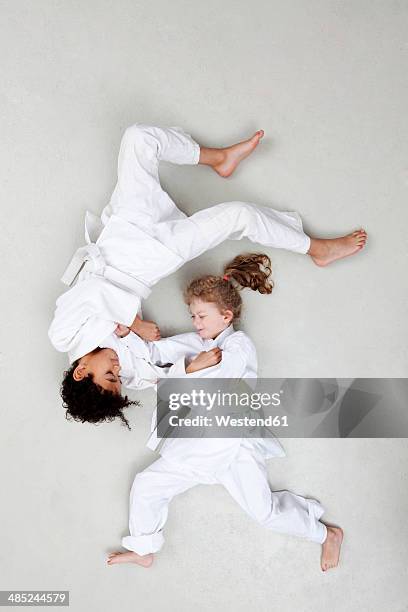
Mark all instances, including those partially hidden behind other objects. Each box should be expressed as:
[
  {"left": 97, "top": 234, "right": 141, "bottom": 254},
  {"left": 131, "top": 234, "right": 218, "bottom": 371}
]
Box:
[
  {"left": 107, "top": 551, "right": 154, "bottom": 568},
  {"left": 214, "top": 130, "right": 265, "bottom": 177},
  {"left": 309, "top": 230, "right": 367, "bottom": 267},
  {"left": 320, "top": 526, "right": 343, "bottom": 572}
]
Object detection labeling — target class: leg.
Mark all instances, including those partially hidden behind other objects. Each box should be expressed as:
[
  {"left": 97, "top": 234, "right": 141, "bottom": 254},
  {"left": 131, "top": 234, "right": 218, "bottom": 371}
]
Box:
[
  {"left": 154, "top": 199, "right": 367, "bottom": 268},
  {"left": 107, "top": 457, "right": 199, "bottom": 566},
  {"left": 102, "top": 124, "right": 201, "bottom": 227},
  {"left": 217, "top": 443, "right": 327, "bottom": 542},
  {"left": 197, "top": 130, "right": 367, "bottom": 264},
  {"left": 216, "top": 443, "right": 343, "bottom": 571},
  {"left": 154, "top": 200, "right": 311, "bottom": 261},
  {"left": 103, "top": 124, "right": 265, "bottom": 226}
]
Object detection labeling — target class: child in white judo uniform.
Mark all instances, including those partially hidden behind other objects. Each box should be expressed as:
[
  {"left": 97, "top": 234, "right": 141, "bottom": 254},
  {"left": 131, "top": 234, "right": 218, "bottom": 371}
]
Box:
[
  {"left": 48, "top": 121, "right": 367, "bottom": 427},
  {"left": 107, "top": 253, "right": 343, "bottom": 572}
]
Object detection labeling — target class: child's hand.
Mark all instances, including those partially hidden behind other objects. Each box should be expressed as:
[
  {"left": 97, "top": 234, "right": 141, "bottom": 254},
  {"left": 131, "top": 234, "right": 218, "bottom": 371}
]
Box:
[
  {"left": 130, "top": 318, "right": 161, "bottom": 341},
  {"left": 186, "top": 348, "right": 222, "bottom": 373},
  {"left": 114, "top": 324, "right": 131, "bottom": 338}
]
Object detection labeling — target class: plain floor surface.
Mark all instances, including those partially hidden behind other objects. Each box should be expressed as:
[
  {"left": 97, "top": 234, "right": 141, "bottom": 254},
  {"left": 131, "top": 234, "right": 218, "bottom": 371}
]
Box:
[{"left": 1, "top": 1, "right": 407, "bottom": 611}]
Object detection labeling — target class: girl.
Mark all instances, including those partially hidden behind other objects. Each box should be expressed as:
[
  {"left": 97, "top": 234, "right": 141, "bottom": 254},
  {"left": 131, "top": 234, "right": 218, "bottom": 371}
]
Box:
[
  {"left": 49, "top": 122, "right": 367, "bottom": 427},
  {"left": 106, "top": 253, "right": 343, "bottom": 573}
]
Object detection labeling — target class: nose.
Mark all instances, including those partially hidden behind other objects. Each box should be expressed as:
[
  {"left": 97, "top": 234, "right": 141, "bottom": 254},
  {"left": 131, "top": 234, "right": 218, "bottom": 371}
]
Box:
[{"left": 113, "top": 363, "right": 121, "bottom": 374}]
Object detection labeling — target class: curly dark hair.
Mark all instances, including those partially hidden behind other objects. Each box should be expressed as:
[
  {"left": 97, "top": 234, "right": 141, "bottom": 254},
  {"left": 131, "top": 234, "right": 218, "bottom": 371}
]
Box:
[{"left": 60, "top": 361, "right": 139, "bottom": 429}]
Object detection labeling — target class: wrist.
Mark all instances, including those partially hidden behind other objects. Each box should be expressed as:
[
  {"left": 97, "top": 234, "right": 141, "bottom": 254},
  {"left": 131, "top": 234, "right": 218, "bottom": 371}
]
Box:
[
  {"left": 130, "top": 315, "right": 142, "bottom": 333},
  {"left": 186, "top": 361, "right": 197, "bottom": 374}
]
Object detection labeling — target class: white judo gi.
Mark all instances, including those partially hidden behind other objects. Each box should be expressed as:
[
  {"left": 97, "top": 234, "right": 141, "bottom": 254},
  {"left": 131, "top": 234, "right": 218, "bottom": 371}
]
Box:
[
  {"left": 118, "top": 325, "right": 328, "bottom": 555},
  {"left": 48, "top": 123, "right": 311, "bottom": 363},
  {"left": 99, "top": 324, "right": 285, "bottom": 454},
  {"left": 97, "top": 323, "right": 256, "bottom": 390}
]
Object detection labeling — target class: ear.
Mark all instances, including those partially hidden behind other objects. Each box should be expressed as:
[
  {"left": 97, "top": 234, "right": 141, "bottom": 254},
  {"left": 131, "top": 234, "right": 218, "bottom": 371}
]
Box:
[
  {"left": 72, "top": 363, "right": 88, "bottom": 381},
  {"left": 223, "top": 310, "right": 234, "bottom": 325}
]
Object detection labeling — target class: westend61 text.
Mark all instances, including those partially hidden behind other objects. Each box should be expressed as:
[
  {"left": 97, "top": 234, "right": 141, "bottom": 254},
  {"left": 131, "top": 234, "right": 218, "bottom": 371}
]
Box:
[{"left": 168, "top": 414, "right": 289, "bottom": 427}]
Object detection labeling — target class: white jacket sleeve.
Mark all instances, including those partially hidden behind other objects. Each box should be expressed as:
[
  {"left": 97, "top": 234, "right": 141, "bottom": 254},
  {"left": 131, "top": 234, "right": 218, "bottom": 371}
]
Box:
[
  {"left": 48, "top": 277, "right": 141, "bottom": 363},
  {"left": 166, "top": 333, "right": 257, "bottom": 379},
  {"left": 145, "top": 333, "right": 203, "bottom": 366}
]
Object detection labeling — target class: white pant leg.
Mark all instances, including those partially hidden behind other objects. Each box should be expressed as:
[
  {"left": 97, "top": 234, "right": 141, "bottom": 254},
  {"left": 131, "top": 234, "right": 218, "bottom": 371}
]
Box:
[
  {"left": 122, "top": 457, "right": 204, "bottom": 555},
  {"left": 101, "top": 123, "right": 200, "bottom": 227},
  {"left": 154, "top": 200, "right": 311, "bottom": 258},
  {"left": 216, "top": 443, "right": 327, "bottom": 544}
]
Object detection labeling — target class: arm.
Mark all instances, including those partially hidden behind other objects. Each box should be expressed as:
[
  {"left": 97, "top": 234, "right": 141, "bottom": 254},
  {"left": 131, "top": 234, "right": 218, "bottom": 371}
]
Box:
[
  {"left": 145, "top": 332, "right": 204, "bottom": 366},
  {"left": 113, "top": 317, "right": 162, "bottom": 341},
  {"left": 186, "top": 347, "right": 247, "bottom": 378},
  {"left": 167, "top": 335, "right": 256, "bottom": 379},
  {"left": 185, "top": 349, "right": 222, "bottom": 373},
  {"left": 48, "top": 277, "right": 141, "bottom": 359},
  {"left": 129, "top": 316, "right": 161, "bottom": 341}
]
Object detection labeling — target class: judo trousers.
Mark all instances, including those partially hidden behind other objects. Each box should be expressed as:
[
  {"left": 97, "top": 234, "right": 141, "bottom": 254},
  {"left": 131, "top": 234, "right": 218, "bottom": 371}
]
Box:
[
  {"left": 122, "top": 441, "right": 328, "bottom": 555},
  {"left": 98, "top": 123, "right": 311, "bottom": 290}
]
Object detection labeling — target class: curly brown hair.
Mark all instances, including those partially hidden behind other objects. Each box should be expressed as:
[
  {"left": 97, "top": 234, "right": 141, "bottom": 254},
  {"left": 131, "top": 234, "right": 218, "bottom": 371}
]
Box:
[
  {"left": 184, "top": 253, "right": 273, "bottom": 322},
  {"left": 60, "top": 361, "right": 139, "bottom": 429}
]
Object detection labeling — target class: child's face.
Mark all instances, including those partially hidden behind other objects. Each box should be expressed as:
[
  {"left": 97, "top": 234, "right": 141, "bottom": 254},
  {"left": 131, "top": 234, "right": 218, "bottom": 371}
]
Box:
[
  {"left": 189, "top": 298, "right": 233, "bottom": 340},
  {"left": 72, "top": 348, "right": 122, "bottom": 394}
]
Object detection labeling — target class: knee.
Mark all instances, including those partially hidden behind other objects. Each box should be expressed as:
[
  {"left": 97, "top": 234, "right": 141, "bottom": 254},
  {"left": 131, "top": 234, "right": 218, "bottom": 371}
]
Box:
[
  {"left": 122, "top": 124, "right": 146, "bottom": 146},
  {"left": 224, "top": 201, "right": 254, "bottom": 216},
  {"left": 121, "top": 124, "right": 157, "bottom": 158},
  {"left": 250, "top": 507, "right": 272, "bottom": 526},
  {"left": 245, "top": 495, "right": 276, "bottom": 526},
  {"left": 222, "top": 201, "right": 255, "bottom": 227},
  {"left": 130, "top": 472, "right": 152, "bottom": 500}
]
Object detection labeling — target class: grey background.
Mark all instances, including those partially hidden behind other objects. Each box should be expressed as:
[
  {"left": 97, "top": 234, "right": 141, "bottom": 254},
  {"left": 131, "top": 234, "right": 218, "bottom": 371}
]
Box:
[{"left": 1, "top": 1, "right": 407, "bottom": 611}]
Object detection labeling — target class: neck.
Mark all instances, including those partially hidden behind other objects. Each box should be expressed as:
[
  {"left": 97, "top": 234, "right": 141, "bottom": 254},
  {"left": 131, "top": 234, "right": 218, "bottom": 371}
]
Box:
[{"left": 211, "top": 325, "right": 230, "bottom": 340}]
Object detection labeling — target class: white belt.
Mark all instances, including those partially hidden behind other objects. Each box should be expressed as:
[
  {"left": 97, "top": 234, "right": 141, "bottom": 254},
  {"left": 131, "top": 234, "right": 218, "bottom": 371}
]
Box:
[{"left": 60, "top": 211, "right": 152, "bottom": 300}]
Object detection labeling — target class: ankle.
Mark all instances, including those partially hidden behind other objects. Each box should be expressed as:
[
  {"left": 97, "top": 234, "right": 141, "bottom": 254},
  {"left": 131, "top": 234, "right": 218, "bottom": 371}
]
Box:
[
  {"left": 199, "top": 147, "right": 226, "bottom": 168},
  {"left": 308, "top": 238, "right": 327, "bottom": 258}
]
